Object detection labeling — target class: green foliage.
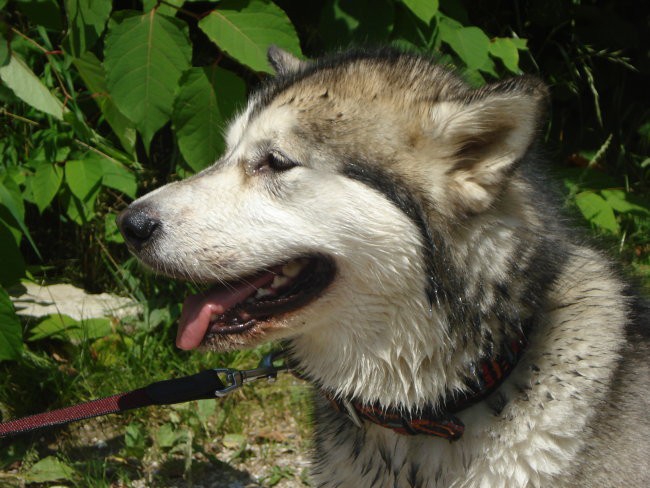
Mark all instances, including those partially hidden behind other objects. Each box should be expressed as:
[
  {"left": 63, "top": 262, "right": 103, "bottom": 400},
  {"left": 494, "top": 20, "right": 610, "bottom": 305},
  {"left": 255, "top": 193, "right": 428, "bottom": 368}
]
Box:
[
  {"left": 0, "top": 287, "right": 22, "bottom": 360},
  {"left": 198, "top": 0, "right": 302, "bottom": 74},
  {"left": 24, "top": 455, "right": 76, "bottom": 483},
  {"left": 172, "top": 66, "right": 246, "bottom": 171}
]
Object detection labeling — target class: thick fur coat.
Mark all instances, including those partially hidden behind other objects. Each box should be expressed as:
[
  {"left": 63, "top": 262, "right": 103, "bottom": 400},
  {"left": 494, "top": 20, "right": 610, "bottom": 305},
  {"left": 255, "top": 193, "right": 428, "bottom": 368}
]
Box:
[{"left": 119, "top": 48, "right": 650, "bottom": 487}]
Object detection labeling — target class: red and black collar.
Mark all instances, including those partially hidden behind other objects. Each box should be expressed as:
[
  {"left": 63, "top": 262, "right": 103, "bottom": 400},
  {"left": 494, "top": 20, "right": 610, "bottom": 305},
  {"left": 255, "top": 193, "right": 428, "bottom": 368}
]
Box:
[{"left": 320, "top": 333, "right": 528, "bottom": 441}]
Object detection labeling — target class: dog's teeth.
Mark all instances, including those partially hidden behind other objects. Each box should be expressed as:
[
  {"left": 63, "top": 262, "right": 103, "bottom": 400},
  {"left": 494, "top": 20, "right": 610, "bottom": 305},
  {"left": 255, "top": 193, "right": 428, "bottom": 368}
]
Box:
[
  {"left": 272, "top": 275, "right": 290, "bottom": 289},
  {"left": 282, "top": 260, "right": 304, "bottom": 278},
  {"left": 255, "top": 287, "right": 274, "bottom": 298}
]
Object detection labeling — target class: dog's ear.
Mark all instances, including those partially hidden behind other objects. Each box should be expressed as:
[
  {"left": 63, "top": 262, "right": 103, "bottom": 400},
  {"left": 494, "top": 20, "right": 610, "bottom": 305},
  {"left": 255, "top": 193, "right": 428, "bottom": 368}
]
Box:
[
  {"left": 432, "top": 77, "right": 549, "bottom": 213},
  {"left": 267, "top": 45, "right": 304, "bottom": 75}
]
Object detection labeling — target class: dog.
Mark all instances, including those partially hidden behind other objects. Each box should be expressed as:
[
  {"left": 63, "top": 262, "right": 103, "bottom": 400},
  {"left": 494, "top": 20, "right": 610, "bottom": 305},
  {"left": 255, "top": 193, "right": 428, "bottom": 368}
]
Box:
[{"left": 117, "top": 47, "right": 650, "bottom": 487}]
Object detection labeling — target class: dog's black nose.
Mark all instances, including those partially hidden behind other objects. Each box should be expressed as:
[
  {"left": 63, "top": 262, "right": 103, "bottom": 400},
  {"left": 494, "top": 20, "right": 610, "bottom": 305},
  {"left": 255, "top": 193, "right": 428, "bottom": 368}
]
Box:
[{"left": 117, "top": 206, "right": 160, "bottom": 250}]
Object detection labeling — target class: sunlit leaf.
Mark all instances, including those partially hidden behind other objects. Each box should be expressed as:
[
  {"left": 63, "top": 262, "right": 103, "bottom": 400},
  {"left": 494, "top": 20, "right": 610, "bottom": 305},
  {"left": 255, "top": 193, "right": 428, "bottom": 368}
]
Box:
[
  {"left": 172, "top": 66, "right": 246, "bottom": 171},
  {"left": 199, "top": 0, "right": 302, "bottom": 73},
  {"left": 104, "top": 10, "right": 192, "bottom": 149},
  {"left": 489, "top": 38, "right": 520, "bottom": 73},
  {"left": 401, "top": 0, "right": 438, "bottom": 25},
  {"left": 0, "top": 54, "right": 65, "bottom": 119},
  {"left": 439, "top": 23, "right": 490, "bottom": 70},
  {"left": 575, "top": 191, "right": 619, "bottom": 234},
  {"left": 73, "top": 52, "right": 136, "bottom": 153}
]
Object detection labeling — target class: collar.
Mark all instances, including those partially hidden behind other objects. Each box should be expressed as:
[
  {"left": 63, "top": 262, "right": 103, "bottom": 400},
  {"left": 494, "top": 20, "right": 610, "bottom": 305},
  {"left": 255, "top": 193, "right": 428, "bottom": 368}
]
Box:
[{"left": 321, "top": 333, "right": 528, "bottom": 441}]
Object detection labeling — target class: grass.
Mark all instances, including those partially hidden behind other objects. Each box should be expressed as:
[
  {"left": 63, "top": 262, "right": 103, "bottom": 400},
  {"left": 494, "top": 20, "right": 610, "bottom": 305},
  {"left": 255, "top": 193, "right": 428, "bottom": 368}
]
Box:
[{"left": 0, "top": 306, "right": 313, "bottom": 487}]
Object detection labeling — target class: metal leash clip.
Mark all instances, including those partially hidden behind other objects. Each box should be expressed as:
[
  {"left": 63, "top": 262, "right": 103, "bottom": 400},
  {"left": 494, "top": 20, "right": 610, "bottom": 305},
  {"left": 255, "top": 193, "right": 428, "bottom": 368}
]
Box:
[{"left": 213, "top": 349, "right": 290, "bottom": 397}]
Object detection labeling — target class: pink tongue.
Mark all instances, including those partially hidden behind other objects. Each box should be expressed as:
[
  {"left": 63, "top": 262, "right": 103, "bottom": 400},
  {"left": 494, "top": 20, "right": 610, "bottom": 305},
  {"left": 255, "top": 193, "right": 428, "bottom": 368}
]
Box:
[{"left": 176, "top": 273, "right": 276, "bottom": 350}]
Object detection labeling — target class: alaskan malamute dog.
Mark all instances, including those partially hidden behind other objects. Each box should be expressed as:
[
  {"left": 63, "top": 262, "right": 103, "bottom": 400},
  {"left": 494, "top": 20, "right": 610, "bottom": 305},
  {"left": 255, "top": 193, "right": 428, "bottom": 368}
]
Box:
[{"left": 118, "top": 47, "right": 649, "bottom": 487}]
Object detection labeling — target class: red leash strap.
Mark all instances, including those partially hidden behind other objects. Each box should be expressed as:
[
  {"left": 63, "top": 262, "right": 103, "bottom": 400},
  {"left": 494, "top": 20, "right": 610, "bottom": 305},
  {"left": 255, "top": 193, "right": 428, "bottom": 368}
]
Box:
[
  {"left": 0, "top": 389, "right": 151, "bottom": 438},
  {"left": 0, "top": 369, "right": 227, "bottom": 439}
]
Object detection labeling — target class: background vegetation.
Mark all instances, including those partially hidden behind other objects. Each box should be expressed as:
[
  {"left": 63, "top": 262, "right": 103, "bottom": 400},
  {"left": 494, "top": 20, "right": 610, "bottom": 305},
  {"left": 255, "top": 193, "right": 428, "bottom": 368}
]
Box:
[{"left": 0, "top": 0, "right": 648, "bottom": 486}]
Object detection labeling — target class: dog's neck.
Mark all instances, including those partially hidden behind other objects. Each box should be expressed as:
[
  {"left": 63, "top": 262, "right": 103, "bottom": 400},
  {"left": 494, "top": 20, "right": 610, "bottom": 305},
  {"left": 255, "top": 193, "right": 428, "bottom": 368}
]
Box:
[
  {"left": 306, "top": 329, "right": 529, "bottom": 439},
  {"left": 288, "top": 194, "right": 554, "bottom": 411}
]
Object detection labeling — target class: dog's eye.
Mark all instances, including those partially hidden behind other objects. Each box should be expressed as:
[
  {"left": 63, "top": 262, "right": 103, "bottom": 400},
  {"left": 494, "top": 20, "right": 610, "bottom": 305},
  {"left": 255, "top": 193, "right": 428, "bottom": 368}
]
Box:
[{"left": 258, "top": 152, "right": 298, "bottom": 173}]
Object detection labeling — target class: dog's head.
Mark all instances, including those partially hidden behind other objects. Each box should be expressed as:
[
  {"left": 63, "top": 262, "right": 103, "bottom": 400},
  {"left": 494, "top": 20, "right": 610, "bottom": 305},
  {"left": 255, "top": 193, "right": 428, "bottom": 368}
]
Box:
[{"left": 118, "top": 47, "right": 548, "bottom": 359}]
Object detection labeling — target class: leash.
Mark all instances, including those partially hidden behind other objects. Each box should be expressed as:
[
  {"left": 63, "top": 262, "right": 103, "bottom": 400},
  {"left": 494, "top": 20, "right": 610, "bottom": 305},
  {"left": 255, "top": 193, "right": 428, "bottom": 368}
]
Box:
[
  {"left": 1, "top": 333, "right": 528, "bottom": 441},
  {"left": 0, "top": 350, "right": 289, "bottom": 439}
]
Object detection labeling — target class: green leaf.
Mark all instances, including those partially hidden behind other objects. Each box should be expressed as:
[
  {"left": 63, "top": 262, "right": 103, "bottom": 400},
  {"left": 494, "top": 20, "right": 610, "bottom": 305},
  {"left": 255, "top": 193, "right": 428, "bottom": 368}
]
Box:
[
  {"left": 64, "top": 0, "right": 112, "bottom": 56},
  {"left": 72, "top": 52, "right": 136, "bottom": 153},
  {"left": 143, "top": 0, "right": 185, "bottom": 18},
  {"left": 67, "top": 317, "right": 112, "bottom": 341},
  {"left": 0, "top": 54, "right": 65, "bottom": 119},
  {"left": 98, "top": 158, "right": 137, "bottom": 198},
  {"left": 104, "top": 213, "right": 124, "bottom": 243},
  {"left": 439, "top": 24, "right": 490, "bottom": 70},
  {"left": 199, "top": 0, "right": 302, "bottom": 73},
  {"left": 65, "top": 158, "right": 105, "bottom": 201},
  {"left": 0, "top": 285, "right": 22, "bottom": 361},
  {"left": 156, "top": 423, "right": 185, "bottom": 449},
  {"left": 65, "top": 190, "right": 99, "bottom": 225},
  {"left": 28, "top": 314, "right": 79, "bottom": 341},
  {"left": 575, "top": 191, "right": 619, "bottom": 234},
  {"left": 0, "top": 219, "right": 26, "bottom": 286},
  {"left": 25, "top": 456, "right": 75, "bottom": 483},
  {"left": 601, "top": 189, "right": 650, "bottom": 215},
  {"left": 104, "top": 11, "right": 192, "bottom": 149},
  {"left": 173, "top": 66, "right": 246, "bottom": 171},
  {"left": 124, "top": 422, "right": 147, "bottom": 457},
  {"left": 510, "top": 37, "right": 528, "bottom": 50},
  {"left": 0, "top": 180, "right": 40, "bottom": 259},
  {"left": 401, "top": 0, "right": 438, "bottom": 25},
  {"left": 31, "top": 161, "right": 63, "bottom": 213},
  {"left": 489, "top": 37, "right": 520, "bottom": 73}
]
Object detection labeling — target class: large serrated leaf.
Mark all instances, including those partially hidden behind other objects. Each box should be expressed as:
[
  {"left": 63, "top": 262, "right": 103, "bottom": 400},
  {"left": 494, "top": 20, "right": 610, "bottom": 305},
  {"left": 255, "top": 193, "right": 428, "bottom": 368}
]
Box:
[
  {"left": 172, "top": 66, "right": 246, "bottom": 171},
  {"left": 0, "top": 285, "right": 22, "bottom": 361},
  {"left": 401, "top": 0, "right": 438, "bottom": 25},
  {"left": 73, "top": 52, "right": 136, "bottom": 153},
  {"left": 439, "top": 24, "right": 490, "bottom": 70},
  {"left": 104, "top": 11, "right": 192, "bottom": 149},
  {"left": 199, "top": 0, "right": 302, "bottom": 73},
  {"left": 31, "top": 161, "right": 63, "bottom": 213},
  {"left": 64, "top": 0, "right": 111, "bottom": 56},
  {"left": 0, "top": 54, "right": 65, "bottom": 119}
]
